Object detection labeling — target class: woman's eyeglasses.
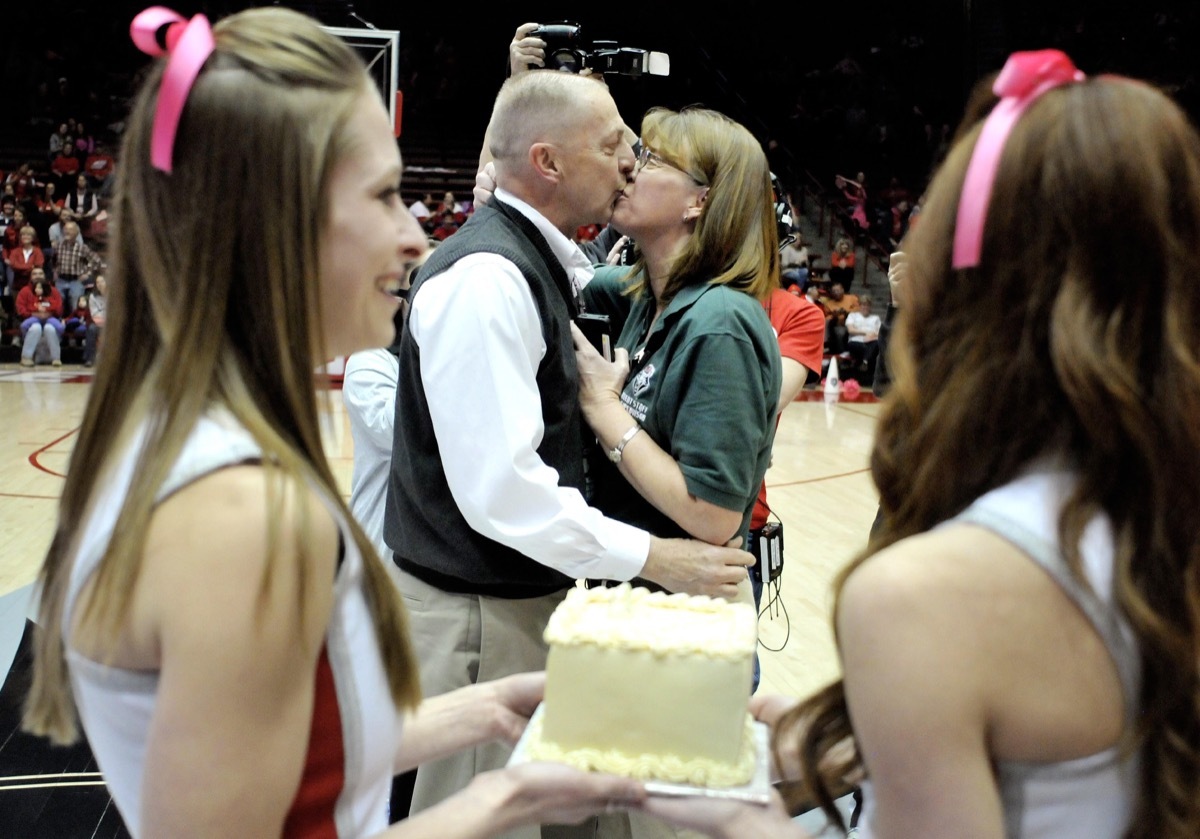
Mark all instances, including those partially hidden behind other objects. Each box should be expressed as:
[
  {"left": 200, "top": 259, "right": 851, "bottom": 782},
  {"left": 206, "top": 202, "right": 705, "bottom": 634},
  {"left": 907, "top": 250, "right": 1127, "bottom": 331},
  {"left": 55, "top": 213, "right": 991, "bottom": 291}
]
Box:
[{"left": 634, "top": 142, "right": 705, "bottom": 186}]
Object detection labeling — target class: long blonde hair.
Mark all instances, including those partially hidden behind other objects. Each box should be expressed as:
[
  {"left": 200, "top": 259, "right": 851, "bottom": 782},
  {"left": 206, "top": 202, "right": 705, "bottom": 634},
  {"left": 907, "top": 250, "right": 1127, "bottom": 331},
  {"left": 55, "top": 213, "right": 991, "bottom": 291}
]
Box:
[
  {"left": 629, "top": 106, "right": 779, "bottom": 303},
  {"left": 25, "top": 7, "right": 421, "bottom": 744}
]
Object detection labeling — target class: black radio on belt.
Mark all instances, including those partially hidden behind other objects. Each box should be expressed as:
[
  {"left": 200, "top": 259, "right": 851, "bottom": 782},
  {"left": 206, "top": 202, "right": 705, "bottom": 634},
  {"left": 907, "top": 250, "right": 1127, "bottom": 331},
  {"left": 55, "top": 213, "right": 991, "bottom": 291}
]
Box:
[{"left": 751, "top": 522, "right": 784, "bottom": 583}]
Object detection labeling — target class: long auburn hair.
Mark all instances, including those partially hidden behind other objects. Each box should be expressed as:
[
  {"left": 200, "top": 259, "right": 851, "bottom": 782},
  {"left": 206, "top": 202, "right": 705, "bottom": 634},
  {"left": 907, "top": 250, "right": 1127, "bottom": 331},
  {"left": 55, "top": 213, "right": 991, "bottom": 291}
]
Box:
[
  {"left": 782, "top": 75, "right": 1200, "bottom": 837},
  {"left": 627, "top": 106, "right": 779, "bottom": 304},
  {"left": 24, "top": 7, "right": 421, "bottom": 744}
]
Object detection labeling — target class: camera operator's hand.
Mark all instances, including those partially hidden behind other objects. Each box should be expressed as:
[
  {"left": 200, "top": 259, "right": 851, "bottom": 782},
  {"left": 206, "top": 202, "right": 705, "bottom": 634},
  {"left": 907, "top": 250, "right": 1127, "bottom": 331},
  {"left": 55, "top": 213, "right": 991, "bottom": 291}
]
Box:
[
  {"left": 474, "top": 161, "right": 497, "bottom": 208},
  {"left": 510, "top": 22, "right": 546, "bottom": 75}
]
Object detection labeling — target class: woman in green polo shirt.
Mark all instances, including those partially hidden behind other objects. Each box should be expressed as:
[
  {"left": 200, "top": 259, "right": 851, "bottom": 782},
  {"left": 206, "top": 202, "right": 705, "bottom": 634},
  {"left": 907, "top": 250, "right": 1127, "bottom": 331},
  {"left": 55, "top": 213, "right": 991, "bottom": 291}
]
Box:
[{"left": 574, "top": 106, "right": 781, "bottom": 592}]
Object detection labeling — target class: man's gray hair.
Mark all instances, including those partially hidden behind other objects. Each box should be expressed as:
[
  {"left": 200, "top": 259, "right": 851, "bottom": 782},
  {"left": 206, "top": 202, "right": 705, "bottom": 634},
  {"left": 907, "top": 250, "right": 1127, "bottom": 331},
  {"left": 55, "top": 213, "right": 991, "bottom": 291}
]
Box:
[{"left": 488, "top": 72, "right": 604, "bottom": 164}]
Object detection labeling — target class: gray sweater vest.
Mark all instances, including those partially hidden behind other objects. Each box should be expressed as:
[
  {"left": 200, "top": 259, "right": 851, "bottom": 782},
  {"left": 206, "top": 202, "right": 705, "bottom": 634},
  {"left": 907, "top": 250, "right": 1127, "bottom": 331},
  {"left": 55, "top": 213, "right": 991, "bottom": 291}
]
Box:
[{"left": 383, "top": 200, "right": 584, "bottom": 597}]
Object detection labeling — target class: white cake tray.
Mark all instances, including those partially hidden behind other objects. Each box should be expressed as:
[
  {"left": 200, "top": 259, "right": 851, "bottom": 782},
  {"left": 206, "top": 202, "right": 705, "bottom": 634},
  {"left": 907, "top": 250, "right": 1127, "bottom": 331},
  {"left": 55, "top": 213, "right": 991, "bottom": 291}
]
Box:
[{"left": 506, "top": 703, "right": 773, "bottom": 804}]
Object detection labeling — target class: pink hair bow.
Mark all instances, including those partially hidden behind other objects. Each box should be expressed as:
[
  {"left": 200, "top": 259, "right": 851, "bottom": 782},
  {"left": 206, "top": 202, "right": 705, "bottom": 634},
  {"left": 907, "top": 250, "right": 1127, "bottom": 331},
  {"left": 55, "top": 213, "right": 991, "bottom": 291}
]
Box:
[
  {"left": 952, "top": 50, "right": 1085, "bottom": 268},
  {"left": 130, "top": 6, "right": 215, "bottom": 174}
]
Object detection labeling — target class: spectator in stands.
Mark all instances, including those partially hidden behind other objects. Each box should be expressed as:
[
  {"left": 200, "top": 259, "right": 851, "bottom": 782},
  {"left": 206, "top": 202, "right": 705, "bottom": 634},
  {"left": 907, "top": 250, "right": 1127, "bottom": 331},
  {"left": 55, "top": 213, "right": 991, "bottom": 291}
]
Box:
[
  {"left": 409, "top": 191, "right": 433, "bottom": 225},
  {"left": 48, "top": 123, "right": 69, "bottom": 159},
  {"left": 65, "top": 173, "right": 99, "bottom": 230},
  {"left": 50, "top": 139, "right": 81, "bottom": 187},
  {"left": 845, "top": 294, "right": 881, "bottom": 378},
  {"left": 49, "top": 207, "right": 74, "bottom": 250},
  {"left": 836, "top": 173, "right": 869, "bottom": 232},
  {"left": 53, "top": 219, "right": 103, "bottom": 311},
  {"left": 5, "top": 163, "right": 39, "bottom": 200},
  {"left": 0, "top": 198, "right": 15, "bottom": 235},
  {"left": 36, "top": 182, "right": 64, "bottom": 221},
  {"left": 3, "top": 207, "right": 29, "bottom": 252},
  {"left": 83, "top": 273, "right": 105, "bottom": 367},
  {"left": 430, "top": 207, "right": 460, "bottom": 241},
  {"left": 819, "top": 281, "right": 860, "bottom": 353},
  {"left": 83, "top": 140, "right": 116, "bottom": 190},
  {"left": 74, "top": 122, "right": 96, "bottom": 155},
  {"left": 6, "top": 225, "right": 45, "bottom": 295},
  {"left": 16, "top": 269, "right": 64, "bottom": 367},
  {"left": 64, "top": 289, "right": 92, "bottom": 347},
  {"left": 437, "top": 190, "right": 465, "bottom": 222},
  {"left": 828, "top": 236, "right": 856, "bottom": 289},
  {"left": 780, "top": 229, "right": 810, "bottom": 291}
]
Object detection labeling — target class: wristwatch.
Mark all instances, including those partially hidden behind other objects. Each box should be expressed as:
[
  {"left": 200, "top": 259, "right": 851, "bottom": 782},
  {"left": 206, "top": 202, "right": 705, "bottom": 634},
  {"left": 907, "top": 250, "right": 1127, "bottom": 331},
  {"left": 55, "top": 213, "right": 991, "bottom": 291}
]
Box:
[{"left": 607, "top": 424, "right": 643, "bottom": 464}]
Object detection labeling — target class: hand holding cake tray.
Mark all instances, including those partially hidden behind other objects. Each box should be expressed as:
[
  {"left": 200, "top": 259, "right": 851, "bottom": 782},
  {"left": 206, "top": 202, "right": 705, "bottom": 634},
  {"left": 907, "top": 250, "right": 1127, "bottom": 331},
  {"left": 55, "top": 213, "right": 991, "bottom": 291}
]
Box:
[{"left": 508, "top": 584, "right": 773, "bottom": 803}]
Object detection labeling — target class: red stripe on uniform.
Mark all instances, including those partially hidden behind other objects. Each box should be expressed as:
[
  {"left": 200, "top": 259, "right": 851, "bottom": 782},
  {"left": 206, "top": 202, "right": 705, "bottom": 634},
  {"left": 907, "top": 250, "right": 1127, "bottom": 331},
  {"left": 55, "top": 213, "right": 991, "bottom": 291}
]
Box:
[{"left": 282, "top": 646, "right": 345, "bottom": 838}]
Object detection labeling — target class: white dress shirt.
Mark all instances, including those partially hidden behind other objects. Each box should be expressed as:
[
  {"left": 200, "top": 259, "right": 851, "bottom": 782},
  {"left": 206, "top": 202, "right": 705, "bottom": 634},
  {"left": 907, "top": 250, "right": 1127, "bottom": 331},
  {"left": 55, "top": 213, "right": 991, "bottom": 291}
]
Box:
[
  {"left": 405, "top": 189, "right": 648, "bottom": 582},
  {"left": 344, "top": 348, "right": 401, "bottom": 561}
]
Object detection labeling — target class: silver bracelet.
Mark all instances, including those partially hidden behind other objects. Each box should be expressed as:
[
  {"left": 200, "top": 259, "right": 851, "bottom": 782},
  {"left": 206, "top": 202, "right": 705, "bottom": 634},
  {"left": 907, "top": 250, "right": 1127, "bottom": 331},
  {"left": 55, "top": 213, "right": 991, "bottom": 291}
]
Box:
[{"left": 606, "top": 424, "right": 643, "bottom": 464}]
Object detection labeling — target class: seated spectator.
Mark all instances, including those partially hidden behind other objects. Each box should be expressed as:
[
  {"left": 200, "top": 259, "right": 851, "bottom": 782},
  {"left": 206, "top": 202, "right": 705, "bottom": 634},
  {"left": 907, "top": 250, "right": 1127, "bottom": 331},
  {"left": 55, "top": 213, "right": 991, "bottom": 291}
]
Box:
[
  {"left": 51, "top": 140, "right": 81, "bottom": 188},
  {"left": 804, "top": 282, "right": 824, "bottom": 311},
  {"left": 74, "top": 123, "right": 95, "bottom": 156},
  {"left": 828, "top": 236, "right": 856, "bottom": 289},
  {"left": 436, "top": 190, "right": 466, "bottom": 224},
  {"left": 780, "top": 230, "right": 810, "bottom": 291},
  {"left": 65, "top": 174, "right": 99, "bottom": 231},
  {"left": 430, "top": 207, "right": 460, "bottom": 241},
  {"left": 83, "top": 274, "right": 106, "bottom": 367},
  {"left": 48, "top": 123, "right": 69, "bottom": 159},
  {"left": 83, "top": 141, "right": 116, "bottom": 190},
  {"left": 54, "top": 220, "right": 104, "bottom": 312},
  {"left": 5, "top": 163, "right": 39, "bottom": 200},
  {"left": 846, "top": 294, "right": 881, "bottom": 378},
  {"left": 36, "top": 182, "right": 64, "bottom": 221},
  {"left": 3, "top": 207, "right": 29, "bottom": 251},
  {"left": 409, "top": 191, "right": 433, "bottom": 225},
  {"left": 48, "top": 207, "right": 74, "bottom": 250},
  {"left": 819, "top": 281, "right": 860, "bottom": 353},
  {"left": 0, "top": 198, "right": 16, "bottom": 236},
  {"left": 16, "top": 269, "right": 64, "bottom": 367},
  {"left": 6, "top": 225, "right": 45, "bottom": 295}
]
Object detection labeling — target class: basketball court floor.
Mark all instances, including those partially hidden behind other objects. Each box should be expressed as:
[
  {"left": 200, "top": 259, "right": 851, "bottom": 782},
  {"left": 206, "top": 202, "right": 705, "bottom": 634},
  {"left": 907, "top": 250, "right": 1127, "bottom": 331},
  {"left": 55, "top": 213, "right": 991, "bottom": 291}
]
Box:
[{"left": 0, "top": 362, "right": 882, "bottom": 836}]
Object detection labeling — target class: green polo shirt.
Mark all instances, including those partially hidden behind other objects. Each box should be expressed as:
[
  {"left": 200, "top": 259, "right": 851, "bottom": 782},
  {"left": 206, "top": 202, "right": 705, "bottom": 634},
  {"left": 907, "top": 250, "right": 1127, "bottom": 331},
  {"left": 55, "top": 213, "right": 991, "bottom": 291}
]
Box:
[{"left": 582, "top": 265, "right": 781, "bottom": 541}]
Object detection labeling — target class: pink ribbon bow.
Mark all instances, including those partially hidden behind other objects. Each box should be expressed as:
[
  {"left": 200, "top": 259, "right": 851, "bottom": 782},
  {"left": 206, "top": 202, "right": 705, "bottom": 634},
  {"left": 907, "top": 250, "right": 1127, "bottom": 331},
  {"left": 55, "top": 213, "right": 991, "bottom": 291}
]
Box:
[
  {"left": 952, "top": 50, "right": 1085, "bottom": 269},
  {"left": 130, "top": 6, "right": 216, "bottom": 174}
]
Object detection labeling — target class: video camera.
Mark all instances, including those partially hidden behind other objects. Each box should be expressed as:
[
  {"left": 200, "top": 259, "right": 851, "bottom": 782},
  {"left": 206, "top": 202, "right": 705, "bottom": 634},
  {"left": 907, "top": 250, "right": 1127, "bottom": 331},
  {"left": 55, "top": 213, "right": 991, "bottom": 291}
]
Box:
[{"left": 531, "top": 22, "right": 669, "bottom": 78}]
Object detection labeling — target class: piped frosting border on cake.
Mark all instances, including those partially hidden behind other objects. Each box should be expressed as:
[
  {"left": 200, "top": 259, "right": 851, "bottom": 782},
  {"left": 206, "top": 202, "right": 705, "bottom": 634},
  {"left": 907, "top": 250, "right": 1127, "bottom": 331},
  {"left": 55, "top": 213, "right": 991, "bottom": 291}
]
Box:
[
  {"left": 525, "top": 712, "right": 758, "bottom": 787},
  {"left": 543, "top": 584, "right": 756, "bottom": 660}
]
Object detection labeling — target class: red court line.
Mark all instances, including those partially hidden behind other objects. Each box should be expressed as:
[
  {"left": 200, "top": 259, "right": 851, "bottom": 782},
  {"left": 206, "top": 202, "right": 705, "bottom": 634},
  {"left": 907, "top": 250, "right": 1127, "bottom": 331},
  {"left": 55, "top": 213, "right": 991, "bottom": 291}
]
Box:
[
  {"left": 769, "top": 466, "right": 871, "bottom": 489},
  {"left": 0, "top": 491, "right": 60, "bottom": 500},
  {"left": 28, "top": 427, "right": 80, "bottom": 479}
]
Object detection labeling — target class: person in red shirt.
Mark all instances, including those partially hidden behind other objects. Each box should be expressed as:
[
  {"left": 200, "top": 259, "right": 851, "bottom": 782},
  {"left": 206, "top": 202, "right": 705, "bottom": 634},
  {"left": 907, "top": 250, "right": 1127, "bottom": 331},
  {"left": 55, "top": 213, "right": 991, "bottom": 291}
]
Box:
[
  {"left": 50, "top": 141, "right": 81, "bottom": 189},
  {"left": 5, "top": 225, "right": 45, "bottom": 295},
  {"left": 16, "top": 268, "right": 64, "bottom": 366},
  {"left": 748, "top": 289, "right": 825, "bottom": 677}
]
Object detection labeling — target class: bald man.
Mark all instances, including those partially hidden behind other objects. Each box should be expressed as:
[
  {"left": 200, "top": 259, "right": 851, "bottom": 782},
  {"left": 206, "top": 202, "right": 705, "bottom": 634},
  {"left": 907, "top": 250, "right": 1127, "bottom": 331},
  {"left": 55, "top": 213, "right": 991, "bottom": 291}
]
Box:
[{"left": 384, "top": 72, "right": 753, "bottom": 834}]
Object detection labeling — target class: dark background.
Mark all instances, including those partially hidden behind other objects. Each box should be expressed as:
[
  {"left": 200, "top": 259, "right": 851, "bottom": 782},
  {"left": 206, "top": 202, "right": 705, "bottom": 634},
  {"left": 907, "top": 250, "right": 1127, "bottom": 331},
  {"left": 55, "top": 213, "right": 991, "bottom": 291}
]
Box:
[{"left": 5, "top": 1, "right": 1200, "bottom": 191}]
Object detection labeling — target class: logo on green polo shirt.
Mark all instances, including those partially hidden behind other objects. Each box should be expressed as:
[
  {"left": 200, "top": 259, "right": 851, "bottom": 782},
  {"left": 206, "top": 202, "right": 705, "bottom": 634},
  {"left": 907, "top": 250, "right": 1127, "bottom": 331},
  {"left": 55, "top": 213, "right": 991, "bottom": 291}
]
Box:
[{"left": 631, "top": 363, "right": 656, "bottom": 397}]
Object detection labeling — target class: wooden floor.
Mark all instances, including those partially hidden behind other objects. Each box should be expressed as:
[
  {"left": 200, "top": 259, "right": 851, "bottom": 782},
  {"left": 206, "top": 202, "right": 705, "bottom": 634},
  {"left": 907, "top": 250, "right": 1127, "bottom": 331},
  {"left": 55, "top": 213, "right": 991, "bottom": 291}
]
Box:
[{"left": 0, "top": 363, "right": 880, "bottom": 700}]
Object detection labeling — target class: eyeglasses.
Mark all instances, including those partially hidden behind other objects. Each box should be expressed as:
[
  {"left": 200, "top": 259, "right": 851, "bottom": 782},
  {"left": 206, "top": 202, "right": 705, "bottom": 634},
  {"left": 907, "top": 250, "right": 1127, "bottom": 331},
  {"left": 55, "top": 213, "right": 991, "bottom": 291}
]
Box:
[{"left": 635, "top": 142, "right": 705, "bottom": 185}]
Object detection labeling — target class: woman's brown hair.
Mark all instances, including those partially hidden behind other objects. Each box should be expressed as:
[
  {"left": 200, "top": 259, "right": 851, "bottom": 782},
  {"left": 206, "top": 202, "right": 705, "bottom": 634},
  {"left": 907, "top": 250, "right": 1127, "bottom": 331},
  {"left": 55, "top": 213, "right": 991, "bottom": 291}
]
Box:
[
  {"left": 24, "top": 7, "right": 421, "bottom": 744},
  {"left": 782, "top": 75, "right": 1200, "bottom": 837},
  {"left": 629, "top": 106, "right": 779, "bottom": 303}
]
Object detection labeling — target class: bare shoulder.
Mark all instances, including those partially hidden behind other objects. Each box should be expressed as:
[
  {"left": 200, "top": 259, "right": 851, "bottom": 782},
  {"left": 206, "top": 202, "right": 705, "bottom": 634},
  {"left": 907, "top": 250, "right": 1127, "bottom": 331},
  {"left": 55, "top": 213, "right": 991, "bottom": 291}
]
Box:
[
  {"left": 839, "top": 524, "right": 1044, "bottom": 642},
  {"left": 121, "top": 465, "right": 340, "bottom": 668}
]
